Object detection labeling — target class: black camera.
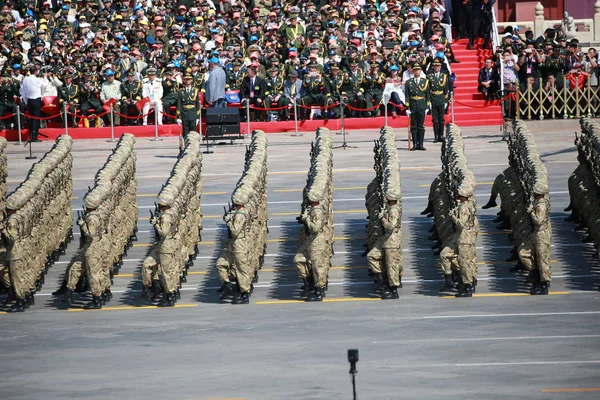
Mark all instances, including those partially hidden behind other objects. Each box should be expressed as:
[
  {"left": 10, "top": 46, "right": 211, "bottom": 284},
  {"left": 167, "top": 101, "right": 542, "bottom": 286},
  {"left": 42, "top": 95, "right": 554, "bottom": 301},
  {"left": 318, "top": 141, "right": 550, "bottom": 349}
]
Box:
[{"left": 348, "top": 349, "right": 359, "bottom": 363}]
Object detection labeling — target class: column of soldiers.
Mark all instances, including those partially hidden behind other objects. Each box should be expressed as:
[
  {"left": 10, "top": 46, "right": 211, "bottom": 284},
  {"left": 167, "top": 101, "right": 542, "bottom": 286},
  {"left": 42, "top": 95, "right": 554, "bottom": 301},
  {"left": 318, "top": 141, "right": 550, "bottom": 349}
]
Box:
[
  {"left": 52, "top": 134, "right": 138, "bottom": 309},
  {"left": 0, "top": 138, "right": 8, "bottom": 296},
  {"left": 218, "top": 130, "right": 268, "bottom": 305},
  {"left": 1, "top": 135, "right": 74, "bottom": 312},
  {"left": 294, "top": 127, "right": 334, "bottom": 302},
  {"left": 565, "top": 119, "right": 600, "bottom": 271},
  {"left": 364, "top": 127, "right": 403, "bottom": 300},
  {"left": 481, "top": 120, "right": 552, "bottom": 295},
  {"left": 423, "top": 124, "right": 479, "bottom": 297},
  {"left": 143, "top": 132, "right": 203, "bottom": 307}
]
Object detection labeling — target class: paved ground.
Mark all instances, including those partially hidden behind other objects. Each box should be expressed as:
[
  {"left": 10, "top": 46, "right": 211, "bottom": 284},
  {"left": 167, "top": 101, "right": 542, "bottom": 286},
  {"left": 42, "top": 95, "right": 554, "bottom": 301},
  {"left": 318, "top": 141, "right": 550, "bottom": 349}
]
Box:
[{"left": 0, "top": 120, "right": 599, "bottom": 400}]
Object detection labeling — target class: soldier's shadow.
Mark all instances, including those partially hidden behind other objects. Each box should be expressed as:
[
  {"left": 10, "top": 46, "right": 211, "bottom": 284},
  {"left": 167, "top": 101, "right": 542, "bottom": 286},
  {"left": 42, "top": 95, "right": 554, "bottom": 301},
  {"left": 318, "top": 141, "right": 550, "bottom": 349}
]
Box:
[
  {"left": 477, "top": 213, "right": 525, "bottom": 294},
  {"left": 341, "top": 218, "right": 372, "bottom": 298},
  {"left": 406, "top": 215, "right": 446, "bottom": 296},
  {"left": 268, "top": 220, "right": 302, "bottom": 300},
  {"left": 192, "top": 225, "right": 229, "bottom": 304},
  {"left": 552, "top": 211, "right": 599, "bottom": 291},
  {"left": 119, "top": 228, "right": 157, "bottom": 307}
]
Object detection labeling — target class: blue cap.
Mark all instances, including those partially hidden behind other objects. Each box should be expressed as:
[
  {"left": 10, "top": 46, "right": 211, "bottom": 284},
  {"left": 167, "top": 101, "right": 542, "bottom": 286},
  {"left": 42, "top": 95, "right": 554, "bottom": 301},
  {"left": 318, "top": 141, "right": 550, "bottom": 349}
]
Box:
[
  {"left": 328, "top": 21, "right": 335, "bottom": 25},
  {"left": 210, "top": 29, "right": 219, "bottom": 34},
  {"left": 13, "top": 64, "right": 21, "bottom": 69},
  {"left": 250, "top": 35, "right": 259, "bottom": 41},
  {"left": 409, "top": 6, "right": 419, "bottom": 13},
  {"left": 173, "top": 60, "right": 181, "bottom": 68},
  {"left": 121, "top": 45, "right": 129, "bottom": 51},
  {"left": 61, "top": 5, "right": 69, "bottom": 10},
  {"left": 328, "top": 49, "right": 336, "bottom": 56},
  {"left": 175, "top": 15, "right": 184, "bottom": 21},
  {"left": 115, "top": 35, "right": 124, "bottom": 41},
  {"left": 410, "top": 40, "right": 420, "bottom": 46},
  {"left": 134, "top": 5, "right": 141, "bottom": 11},
  {"left": 146, "top": 35, "right": 156, "bottom": 45},
  {"left": 105, "top": 70, "right": 115, "bottom": 76},
  {"left": 435, "top": 51, "right": 445, "bottom": 59},
  {"left": 26, "top": 9, "right": 34, "bottom": 16},
  {"left": 217, "top": 19, "right": 225, "bottom": 25},
  {"left": 390, "top": 65, "right": 399, "bottom": 71},
  {"left": 289, "top": 47, "right": 297, "bottom": 52},
  {"left": 208, "top": 57, "right": 219, "bottom": 64}
]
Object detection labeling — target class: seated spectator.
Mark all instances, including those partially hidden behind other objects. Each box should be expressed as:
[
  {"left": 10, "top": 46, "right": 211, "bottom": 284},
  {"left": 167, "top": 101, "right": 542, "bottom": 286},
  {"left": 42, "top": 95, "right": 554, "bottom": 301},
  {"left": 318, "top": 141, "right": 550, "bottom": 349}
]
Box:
[{"left": 478, "top": 58, "right": 500, "bottom": 100}]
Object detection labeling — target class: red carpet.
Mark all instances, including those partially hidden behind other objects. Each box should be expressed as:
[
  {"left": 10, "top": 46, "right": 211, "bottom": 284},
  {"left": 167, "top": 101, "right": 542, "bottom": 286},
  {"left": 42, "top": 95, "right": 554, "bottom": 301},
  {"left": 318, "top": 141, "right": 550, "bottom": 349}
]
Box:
[{"left": 0, "top": 42, "right": 500, "bottom": 141}]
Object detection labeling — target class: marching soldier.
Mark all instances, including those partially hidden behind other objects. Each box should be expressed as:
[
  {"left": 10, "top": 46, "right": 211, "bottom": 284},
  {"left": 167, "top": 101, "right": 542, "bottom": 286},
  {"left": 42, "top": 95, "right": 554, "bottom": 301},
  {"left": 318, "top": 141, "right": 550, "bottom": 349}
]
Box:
[
  {"left": 529, "top": 182, "right": 552, "bottom": 294},
  {"left": 427, "top": 59, "right": 450, "bottom": 143},
  {"left": 120, "top": 70, "right": 143, "bottom": 125},
  {"left": 226, "top": 191, "right": 252, "bottom": 305},
  {"left": 177, "top": 73, "right": 200, "bottom": 142},
  {"left": 405, "top": 63, "right": 430, "bottom": 151}
]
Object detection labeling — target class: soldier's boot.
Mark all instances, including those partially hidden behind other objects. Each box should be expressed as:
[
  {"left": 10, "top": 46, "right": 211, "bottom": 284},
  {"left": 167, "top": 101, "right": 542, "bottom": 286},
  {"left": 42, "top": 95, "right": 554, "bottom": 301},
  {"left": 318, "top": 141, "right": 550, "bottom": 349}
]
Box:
[
  {"left": 231, "top": 291, "right": 250, "bottom": 305},
  {"left": 75, "top": 276, "right": 88, "bottom": 293},
  {"left": 439, "top": 274, "right": 456, "bottom": 292},
  {"left": 526, "top": 268, "right": 540, "bottom": 284},
  {"left": 481, "top": 195, "right": 498, "bottom": 209},
  {"left": 428, "top": 232, "right": 439, "bottom": 241},
  {"left": 531, "top": 281, "right": 549, "bottom": 295},
  {"left": 574, "top": 222, "right": 587, "bottom": 232},
  {"left": 59, "top": 288, "right": 73, "bottom": 304},
  {"left": 506, "top": 250, "right": 518, "bottom": 262},
  {"left": 421, "top": 201, "right": 433, "bottom": 215},
  {"left": 381, "top": 286, "right": 399, "bottom": 300},
  {"left": 410, "top": 132, "right": 417, "bottom": 151},
  {"left": 497, "top": 221, "right": 511, "bottom": 230},
  {"left": 455, "top": 284, "right": 474, "bottom": 298},
  {"left": 509, "top": 260, "right": 527, "bottom": 272},
  {"left": 83, "top": 296, "right": 103, "bottom": 309},
  {"left": 7, "top": 299, "right": 26, "bottom": 313},
  {"left": 26, "top": 293, "right": 34, "bottom": 306},
  {"left": 52, "top": 280, "right": 68, "bottom": 296},
  {"left": 180, "top": 273, "right": 187, "bottom": 283},
  {"left": 219, "top": 282, "right": 235, "bottom": 302},
  {"left": 564, "top": 202, "right": 573, "bottom": 212},
  {"left": 300, "top": 277, "right": 315, "bottom": 298},
  {"left": 158, "top": 292, "right": 176, "bottom": 307},
  {"left": 35, "top": 279, "right": 43, "bottom": 292},
  {"left": 431, "top": 240, "right": 441, "bottom": 250},
  {"left": 2, "top": 288, "right": 16, "bottom": 306},
  {"left": 419, "top": 131, "right": 426, "bottom": 150},
  {"left": 565, "top": 209, "right": 579, "bottom": 222},
  {"left": 140, "top": 285, "right": 151, "bottom": 299},
  {"left": 493, "top": 211, "right": 506, "bottom": 223},
  {"left": 372, "top": 273, "right": 386, "bottom": 295},
  {"left": 194, "top": 244, "right": 199, "bottom": 257},
  {"left": 253, "top": 271, "right": 259, "bottom": 283},
  {"left": 582, "top": 235, "right": 595, "bottom": 243},
  {"left": 306, "top": 287, "right": 324, "bottom": 302},
  {"left": 151, "top": 280, "right": 163, "bottom": 301},
  {"left": 432, "top": 124, "right": 440, "bottom": 143},
  {"left": 426, "top": 211, "right": 434, "bottom": 218},
  {"left": 103, "top": 289, "right": 113, "bottom": 302}
]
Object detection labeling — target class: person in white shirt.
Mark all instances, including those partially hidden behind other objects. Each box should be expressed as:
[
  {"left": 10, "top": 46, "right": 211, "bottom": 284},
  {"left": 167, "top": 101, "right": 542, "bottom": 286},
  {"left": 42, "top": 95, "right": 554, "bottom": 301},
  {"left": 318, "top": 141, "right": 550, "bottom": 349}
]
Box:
[
  {"left": 20, "top": 65, "right": 49, "bottom": 142},
  {"left": 142, "top": 68, "right": 164, "bottom": 125}
]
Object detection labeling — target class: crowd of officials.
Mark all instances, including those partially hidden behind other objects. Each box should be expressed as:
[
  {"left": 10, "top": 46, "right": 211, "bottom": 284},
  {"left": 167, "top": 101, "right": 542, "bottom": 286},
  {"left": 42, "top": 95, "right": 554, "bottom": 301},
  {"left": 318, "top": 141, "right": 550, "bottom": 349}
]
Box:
[{"left": 0, "top": 0, "right": 496, "bottom": 138}]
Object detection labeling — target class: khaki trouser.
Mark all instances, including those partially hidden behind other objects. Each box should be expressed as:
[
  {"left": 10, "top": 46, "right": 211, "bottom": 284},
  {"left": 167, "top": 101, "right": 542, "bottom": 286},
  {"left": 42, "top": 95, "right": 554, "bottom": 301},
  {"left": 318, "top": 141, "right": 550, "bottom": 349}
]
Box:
[
  {"left": 440, "top": 243, "right": 459, "bottom": 276},
  {"left": 458, "top": 243, "right": 477, "bottom": 285},
  {"left": 367, "top": 244, "right": 403, "bottom": 287},
  {"left": 232, "top": 249, "right": 253, "bottom": 293},
  {"left": 10, "top": 258, "right": 30, "bottom": 299},
  {"left": 66, "top": 260, "right": 85, "bottom": 291},
  {"left": 308, "top": 237, "right": 329, "bottom": 288},
  {"left": 142, "top": 246, "right": 159, "bottom": 288},
  {"left": 158, "top": 252, "right": 178, "bottom": 294}
]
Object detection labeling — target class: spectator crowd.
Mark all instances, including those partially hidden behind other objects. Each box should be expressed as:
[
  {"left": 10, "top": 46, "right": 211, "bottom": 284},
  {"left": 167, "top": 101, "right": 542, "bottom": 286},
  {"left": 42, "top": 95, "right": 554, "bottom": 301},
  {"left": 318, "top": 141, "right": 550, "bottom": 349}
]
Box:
[
  {"left": 479, "top": 26, "right": 600, "bottom": 101},
  {"left": 0, "top": 0, "right": 466, "bottom": 135}
]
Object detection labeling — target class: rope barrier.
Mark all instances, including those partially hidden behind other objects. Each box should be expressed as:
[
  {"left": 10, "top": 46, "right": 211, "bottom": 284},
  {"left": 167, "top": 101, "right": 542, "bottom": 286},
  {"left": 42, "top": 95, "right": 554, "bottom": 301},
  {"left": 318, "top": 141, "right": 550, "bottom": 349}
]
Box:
[
  {"left": 249, "top": 104, "right": 290, "bottom": 111},
  {"left": 114, "top": 109, "right": 155, "bottom": 119},
  {"left": 452, "top": 93, "right": 515, "bottom": 109},
  {"left": 23, "top": 113, "right": 62, "bottom": 120},
  {"left": 297, "top": 102, "right": 340, "bottom": 110},
  {"left": 162, "top": 111, "right": 178, "bottom": 119},
  {"left": 388, "top": 101, "right": 406, "bottom": 109},
  {"left": 66, "top": 110, "right": 110, "bottom": 119},
  {"left": 345, "top": 103, "right": 382, "bottom": 112},
  {"left": 0, "top": 113, "right": 15, "bottom": 120}
]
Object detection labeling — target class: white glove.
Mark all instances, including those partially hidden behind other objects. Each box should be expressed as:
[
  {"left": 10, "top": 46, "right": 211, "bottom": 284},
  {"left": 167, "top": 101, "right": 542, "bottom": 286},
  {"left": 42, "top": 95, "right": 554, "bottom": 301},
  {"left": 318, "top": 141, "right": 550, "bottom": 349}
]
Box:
[
  {"left": 425, "top": 108, "right": 429, "bottom": 114},
  {"left": 176, "top": 119, "right": 182, "bottom": 125},
  {"left": 406, "top": 110, "right": 411, "bottom": 116},
  {"left": 196, "top": 119, "right": 200, "bottom": 125}
]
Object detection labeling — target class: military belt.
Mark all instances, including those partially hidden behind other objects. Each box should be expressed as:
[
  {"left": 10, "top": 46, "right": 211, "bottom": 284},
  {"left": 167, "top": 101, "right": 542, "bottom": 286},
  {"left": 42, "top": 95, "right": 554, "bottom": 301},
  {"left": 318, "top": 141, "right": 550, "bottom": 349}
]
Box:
[
  {"left": 431, "top": 91, "right": 444, "bottom": 95},
  {"left": 410, "top": 96, "right": 425, "bottom": 100},
  {"left": 183, "top": 105, "right": 195, "bottom": 109}
]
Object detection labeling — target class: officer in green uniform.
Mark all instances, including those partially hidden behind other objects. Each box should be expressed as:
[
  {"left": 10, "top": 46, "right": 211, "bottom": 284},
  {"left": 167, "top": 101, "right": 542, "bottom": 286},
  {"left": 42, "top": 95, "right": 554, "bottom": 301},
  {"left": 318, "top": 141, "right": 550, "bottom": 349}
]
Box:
[
  {"left": 177, "top": 73, "right": 200, "bottom": 140},
  {"left": 405, "top": 63, "right": 430, "bottom": 151},
  {"left": 362, "top": 62, "right": 385, "bottom": 117},
  {"left": 326, "top": 64, "right": 344, "bottom": 118},
  {"left": 427, "top": 59, "right": 450, "bottom": 143},
  {"left": 264, "top": 66, "right": 287, "bottom": 121},
  {"left": 226, "top": 60, "right": 245, "bottom": 91},
  {"left": 120, "top": 70, "right": 143, "bottom": 125},
  {"left": 300, "top": 63, "right": 327, "bottom": 120},
  {"left": 0, "top": 72, "right": 17, "bottom": 130},
  {"left": 59, "top": 72, "right": 79, "bottom": 128},
  {"left": 159, "top": 69, "right": 178, "bottom": 120}
]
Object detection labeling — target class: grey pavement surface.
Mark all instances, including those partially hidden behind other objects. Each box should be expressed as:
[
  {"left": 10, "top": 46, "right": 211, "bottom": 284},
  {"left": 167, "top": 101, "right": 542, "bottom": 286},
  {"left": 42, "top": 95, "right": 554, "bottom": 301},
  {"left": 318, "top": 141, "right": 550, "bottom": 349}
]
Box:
[{"left": 0, "top": 120, "right": 599, "bottom": 400}]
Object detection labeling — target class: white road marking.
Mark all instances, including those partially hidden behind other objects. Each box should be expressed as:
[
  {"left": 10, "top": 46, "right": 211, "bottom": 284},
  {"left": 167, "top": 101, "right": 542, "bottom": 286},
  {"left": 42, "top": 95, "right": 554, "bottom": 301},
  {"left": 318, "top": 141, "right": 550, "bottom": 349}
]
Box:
[
  {"left": 422, "top": 311, "right": 600, "bottom": 319},
  {"left": 373, "top": 334, "right": 600, "bottom": 344},
  {"left": 385, "top": 360, "right": 600, "bottom": 369}
]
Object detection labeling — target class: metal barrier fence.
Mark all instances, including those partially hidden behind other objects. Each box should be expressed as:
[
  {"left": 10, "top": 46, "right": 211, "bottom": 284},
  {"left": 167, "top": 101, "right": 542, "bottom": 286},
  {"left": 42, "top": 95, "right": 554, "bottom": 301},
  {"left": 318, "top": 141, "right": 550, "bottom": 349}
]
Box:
[{"left": 514, "top": 77, "right": 599, "bottom": 120}]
